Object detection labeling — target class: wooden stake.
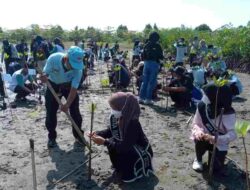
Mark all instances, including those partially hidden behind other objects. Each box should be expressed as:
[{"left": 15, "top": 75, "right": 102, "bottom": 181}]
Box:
[
  {"left": 54, "top": 152, "right": 100, "bottom": 185},
  {"left": 30, "top": 139, "right": 37, "bottom": 190},
  {"left": 88, "top": 103, "right": 95, "bottom": 181},
  {"left": 208, "top": 108, "right": 224, "bottom": 184}
]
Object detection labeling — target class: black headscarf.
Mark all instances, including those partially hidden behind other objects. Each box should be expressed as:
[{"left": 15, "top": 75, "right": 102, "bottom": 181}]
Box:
[{"left": 203, "top": 84, "right": 235, "bottom": 119}]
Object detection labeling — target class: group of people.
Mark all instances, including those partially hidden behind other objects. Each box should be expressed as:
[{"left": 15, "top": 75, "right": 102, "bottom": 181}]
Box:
[
  {"left": 38, "top": 45, "right": 153, "bottom": 182},
  {"left": 0, "top": 31, "right": 242, "bottom": 183},
  {"left": 0, "top": 36, "right": 67, "bottom": 102}
]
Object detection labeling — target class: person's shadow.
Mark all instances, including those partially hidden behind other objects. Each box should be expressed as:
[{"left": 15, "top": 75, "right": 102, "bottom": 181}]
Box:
[
  {"left": 13, "top": 99, "right": 38, "bottom": 109},
  {"left": 119, "top": 174, "right": 159, "bottom": 190},
  {"left": 232, "top": 96, "right": 247, "bottom": 103},
  {"left": 200, "top": 160, "right": 249, "bottom": 190},
  {"left": 46, "top": 143, "right": 101, "bottom": 190}
]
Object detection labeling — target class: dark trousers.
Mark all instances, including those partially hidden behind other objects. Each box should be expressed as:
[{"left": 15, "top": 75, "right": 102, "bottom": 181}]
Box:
[
  {"left": 195, "top": 140, "right": 227, "bottom": 171},
  {"left": 14, "top": 84, "right": 34, "bottom": 99},
  {"left": 0, "top": 73, "right": 5, "bottom": 97},
  {"left": 169, "top": 91, "right": 191, "bottom": 107},
  {"left": 4, "top": 60, "right": 10, "bottom": 74},
  {"left": 45, "top": 81, "right": 83, "bottom": 140}
]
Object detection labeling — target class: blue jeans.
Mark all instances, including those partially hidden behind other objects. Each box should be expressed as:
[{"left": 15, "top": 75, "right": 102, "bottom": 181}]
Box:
[{"left": 139, "top": 61, "right": 159, "bottom": 101}]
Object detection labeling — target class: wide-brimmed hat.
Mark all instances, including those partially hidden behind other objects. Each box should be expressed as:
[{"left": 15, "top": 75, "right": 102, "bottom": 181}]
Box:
[{"left": 67, "top": 46, "right": 84, "bottom": 70}]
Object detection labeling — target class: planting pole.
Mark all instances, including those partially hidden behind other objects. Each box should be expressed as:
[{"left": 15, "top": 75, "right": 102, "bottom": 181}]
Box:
[
  {"left": 36, "top": 67, "right": 91, "bottom": 151},
  {"left": 186, "top": 115, "right": 193, "bottom": 125},
  {"left": 208, "top": 108, "right": 224, "bottom": 184},
  {"left": 242, "top": 137, "right": 250, "bottom": 190},
  {"left": 88, "top": 103, "right": 95, "bottom": 181},
  {"left": 30, "top": 139, "right": 37, "bottom": 190}
]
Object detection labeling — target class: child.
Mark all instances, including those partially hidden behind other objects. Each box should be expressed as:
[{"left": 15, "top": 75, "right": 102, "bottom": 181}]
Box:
[
  {"left": 88, "top": 92, "right": 153, "bottom": 182},
  {"left": 191, "top": 84, "right": 237, "bottom": 173}
]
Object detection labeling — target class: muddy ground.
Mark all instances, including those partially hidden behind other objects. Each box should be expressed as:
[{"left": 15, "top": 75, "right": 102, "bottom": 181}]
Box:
[{"left": 0, "top": 61, "right": 249, "bottom": 190}]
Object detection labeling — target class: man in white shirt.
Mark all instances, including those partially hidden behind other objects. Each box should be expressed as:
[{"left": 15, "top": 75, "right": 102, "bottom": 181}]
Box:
[{"left": 175, "top": 38, "right": 187, "bottom": 66}]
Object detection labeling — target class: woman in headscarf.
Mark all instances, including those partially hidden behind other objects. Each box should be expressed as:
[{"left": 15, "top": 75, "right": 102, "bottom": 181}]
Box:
[
  {"left": 88, "top": 92, "right": 153, "bottom": 182},
  {"left": 191, "top": 84, "right": 237, "bottom": 173}
]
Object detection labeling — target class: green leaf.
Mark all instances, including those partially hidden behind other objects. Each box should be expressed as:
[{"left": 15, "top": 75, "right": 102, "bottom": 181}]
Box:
[
  {"left": 28, "top": 110, "right": 40, "bottom": 118},
  {"left": 113, "top": 65, "right": 121, "bottom": 71},
  {"left": 235, "top": 121, "right": 250, "bottom": 137},
  {"left": 100, "top": 78, "right": 109, "bottom": 87},
  {"left": 163, "top": 61, "right": 173, "bottom": 69},
  {"left": 90, "top": 103, "right": 97, "bottom": 112},
  {"left": 213, "top": 77, "right": 229, "bottom": 87}
]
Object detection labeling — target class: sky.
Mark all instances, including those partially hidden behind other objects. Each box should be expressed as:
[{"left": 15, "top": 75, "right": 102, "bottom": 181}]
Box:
[{"left": 0, "top": 0, "right": 249, "bottom": 31}]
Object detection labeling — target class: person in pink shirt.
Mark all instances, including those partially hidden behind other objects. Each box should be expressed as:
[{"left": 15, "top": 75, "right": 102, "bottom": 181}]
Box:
[{"left": 191, "top": 84, "right": 237, "bottom": 173}]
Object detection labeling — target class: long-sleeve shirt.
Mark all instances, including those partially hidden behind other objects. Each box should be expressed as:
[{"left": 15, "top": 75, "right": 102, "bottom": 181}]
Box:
[
  {"left": 96, "top": 119, "right": 150, "bottom": 154},
  {"left": 191, "top": 109, "right": 237, "bottom": 151}
]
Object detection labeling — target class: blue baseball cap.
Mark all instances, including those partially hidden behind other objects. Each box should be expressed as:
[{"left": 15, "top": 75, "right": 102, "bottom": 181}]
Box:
[{"left": 67, "top": 46, "right": 84, "bottom": 70}]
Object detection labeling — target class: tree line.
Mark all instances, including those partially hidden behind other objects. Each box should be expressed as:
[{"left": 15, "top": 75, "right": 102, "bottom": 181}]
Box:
[{"left": 1, "top": 22, "right": 250, "bottom": 67}]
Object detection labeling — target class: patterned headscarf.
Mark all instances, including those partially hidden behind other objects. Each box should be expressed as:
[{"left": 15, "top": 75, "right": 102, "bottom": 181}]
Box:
[{"left": 108, "top": 92, "right": 140, "bottom": 131}]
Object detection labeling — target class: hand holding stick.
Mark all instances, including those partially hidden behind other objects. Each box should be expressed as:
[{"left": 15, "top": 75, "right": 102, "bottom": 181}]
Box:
[{"left": 36, "top": 67, "right": 91, "bottom": 151}]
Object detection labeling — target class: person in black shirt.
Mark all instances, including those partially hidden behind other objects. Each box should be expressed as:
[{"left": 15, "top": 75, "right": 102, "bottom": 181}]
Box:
[
  {"left": 139, "top": 32, "right": 163, "bottom": 105},
  {"left": 16, "top": 39, "right": 29, "bottom": 63},
  {"left": 87, "top": 92, "right": 153, "bottom": 182},
  {"left": 163, "top": 66, "right": 193, "bottom": 109},
  {"left": 134, "top": 61, "right": 161, "bottom": 99}
]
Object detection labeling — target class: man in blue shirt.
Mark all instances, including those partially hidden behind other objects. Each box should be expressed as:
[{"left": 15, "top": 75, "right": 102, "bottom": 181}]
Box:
[
  {"left": 9, "top": 66, "right": 37, "bottom": 102},
  {"left": 40, "top": 46, "right": 84, "bottom": 148}
]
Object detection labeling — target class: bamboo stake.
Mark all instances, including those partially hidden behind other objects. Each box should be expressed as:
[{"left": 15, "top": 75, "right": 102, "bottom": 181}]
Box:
[
  {"left": 88, "top": 103, "right": 95, "bottom": 181},
  {"left": 30, "top": 139, "right": 37, "bottom": 190},
  {"left": 208, "top": 108, "right": 224, "bottom": 184},
  {"left": 54, "top": 152, "right": 100, "bottom": 185},
  {"left": 242, "top": 137, "right": 250, "bottom": 190}
]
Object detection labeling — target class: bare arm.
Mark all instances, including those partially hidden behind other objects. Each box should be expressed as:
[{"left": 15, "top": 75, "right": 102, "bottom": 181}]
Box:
[{"left": 163, "top": 86, "right": 187, "bottom": 93}]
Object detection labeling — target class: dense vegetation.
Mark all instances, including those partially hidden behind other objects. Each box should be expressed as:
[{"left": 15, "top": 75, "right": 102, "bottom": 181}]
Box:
[{"left": 1, "top": 22, "right": 250, "bottom": 72}]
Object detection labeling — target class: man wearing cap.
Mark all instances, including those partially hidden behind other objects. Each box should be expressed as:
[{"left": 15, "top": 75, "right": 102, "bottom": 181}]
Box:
[
  {"left": 40, "top": 46, "right": 84, "bottom": 148},
  {"left": 9, "top": 65, "right": 37, "bottom": 102}
]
